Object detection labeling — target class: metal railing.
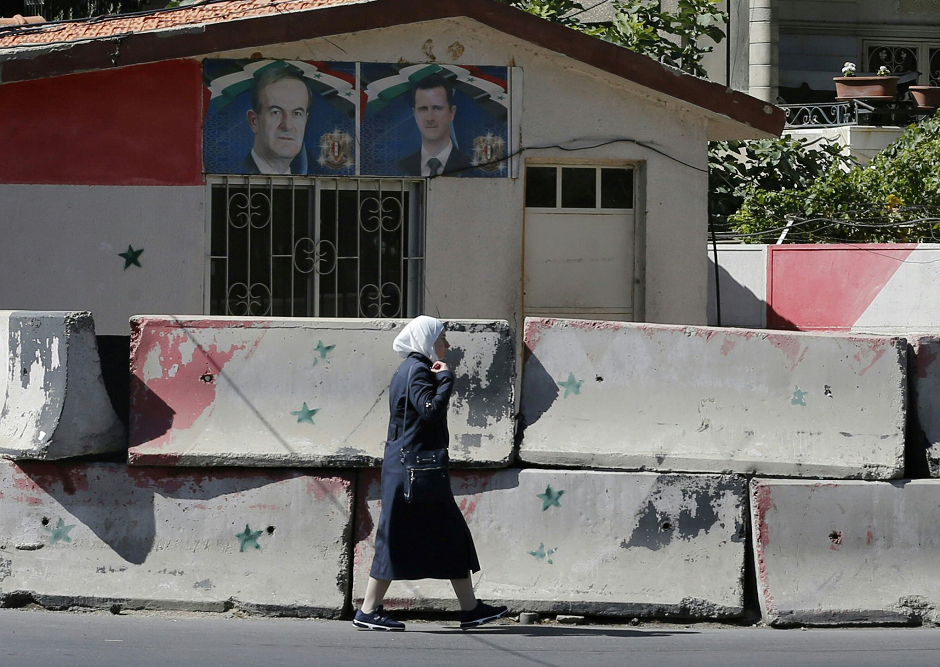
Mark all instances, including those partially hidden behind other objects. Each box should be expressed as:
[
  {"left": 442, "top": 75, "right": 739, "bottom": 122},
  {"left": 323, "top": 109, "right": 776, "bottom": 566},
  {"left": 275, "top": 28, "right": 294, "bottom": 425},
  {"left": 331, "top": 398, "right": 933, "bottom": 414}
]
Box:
[{"left": 781, "top": 101, "right": 859, "bottom": 128}]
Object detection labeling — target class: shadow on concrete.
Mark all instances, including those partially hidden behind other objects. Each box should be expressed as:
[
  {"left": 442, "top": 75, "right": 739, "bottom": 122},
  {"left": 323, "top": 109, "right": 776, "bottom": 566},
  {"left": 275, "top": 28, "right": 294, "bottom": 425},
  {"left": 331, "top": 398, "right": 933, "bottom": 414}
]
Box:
[
  {"left": 707, "top": 258, "right": 766, "bottom": 328},
  {"left": 516, "top": 351, "right": 558, "bottom": 435},
  {"left": 97, "top": 335, "right": 131, "bottom": 431},
  {"left": 905, "top": 341, "right": 931, "bottom": 479},
  {"left": 128, "top": 373, "right": 174, "bottom": 449},
  {"left": 18, "top": 462, "right": 324, "bottom": 565},
  {"left": 421, "top": 625, "right": 697, "bottom": 637}
]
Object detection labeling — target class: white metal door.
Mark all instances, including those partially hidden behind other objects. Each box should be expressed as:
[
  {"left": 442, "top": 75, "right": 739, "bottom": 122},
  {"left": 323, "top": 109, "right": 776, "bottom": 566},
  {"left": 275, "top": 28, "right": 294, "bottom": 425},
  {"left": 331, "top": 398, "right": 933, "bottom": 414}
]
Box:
[{"left": 523, "top": 165, "right": 636, "bottom": 321}]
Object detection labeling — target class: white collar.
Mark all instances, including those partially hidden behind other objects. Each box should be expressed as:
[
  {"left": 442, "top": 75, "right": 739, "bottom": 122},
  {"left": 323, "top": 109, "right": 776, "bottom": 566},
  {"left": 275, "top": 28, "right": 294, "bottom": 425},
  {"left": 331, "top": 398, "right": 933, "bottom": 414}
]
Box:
[
  {"left": 251, "top": 148, "right": 293, "bottom": 175},
  {"left": 420, "top": 141, "right": 454, "bottom": 177}
]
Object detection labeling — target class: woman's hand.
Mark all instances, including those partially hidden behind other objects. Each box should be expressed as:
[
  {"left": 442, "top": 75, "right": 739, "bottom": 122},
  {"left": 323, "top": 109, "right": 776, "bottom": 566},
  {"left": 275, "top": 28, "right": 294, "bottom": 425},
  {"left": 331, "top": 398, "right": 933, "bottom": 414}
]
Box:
[{"left": 431, "top": 361, "right": 450, "bottom": 373}]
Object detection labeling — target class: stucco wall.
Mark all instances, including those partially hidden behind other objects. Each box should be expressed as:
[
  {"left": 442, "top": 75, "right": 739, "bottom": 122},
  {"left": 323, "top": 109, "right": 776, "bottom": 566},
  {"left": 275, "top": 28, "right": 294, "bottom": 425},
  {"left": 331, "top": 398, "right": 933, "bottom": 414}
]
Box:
[
  {"left": 0, "top": 185, "right": 205, "bottom": 336},
  {"left": 1, "top": 16, "right": 713, "bottom": 337},
  {"left": 217, "top": 17, "right": 712, "bottom": 326}
]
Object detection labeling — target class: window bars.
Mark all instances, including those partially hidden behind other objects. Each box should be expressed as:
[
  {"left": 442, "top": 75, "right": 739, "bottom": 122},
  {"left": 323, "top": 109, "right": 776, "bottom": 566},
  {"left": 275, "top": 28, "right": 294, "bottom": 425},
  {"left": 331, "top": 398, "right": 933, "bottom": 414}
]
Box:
[{"left": 209, "top": 177, "right": 425, "bottom": 319}]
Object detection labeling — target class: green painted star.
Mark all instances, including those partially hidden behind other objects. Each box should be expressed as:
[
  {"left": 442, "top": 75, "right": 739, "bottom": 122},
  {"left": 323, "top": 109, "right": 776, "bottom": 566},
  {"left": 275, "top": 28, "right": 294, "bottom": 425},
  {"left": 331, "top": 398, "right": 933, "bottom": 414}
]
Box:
[
  {"left": 792, "top": 386, "right": 808, "bottom": 406},
  {"left": 536, "top": 485, "right": 565, "bottom": 511},
  {"left": 497, "top": 94, "right": 505, "bottom": 101},
  {"left": 291, "top": 402, "right": 319, "bottom": 424},
  {"left": 558, "top": 373, "right": 582, "bottom": 398},
  {"left": 118, "top": 245, "right": 144, "bottom": 270},
  {"left": 46, "top": 518, "right": 75, "bottom": 544},
  {"left": 527, "top": 542, "right": 557, "bottom": 564},
  {"left": 467, "top": 76, "right": 476, "bottom": 82},
  {"left": 313, "top": 73, "right": 322, "bottom": 78},
  {"left": 236, "top": 524, "right": 262, "bottom": 552},
  {"left": 313, "top": 340, "right": 335, "bottom": 361}
]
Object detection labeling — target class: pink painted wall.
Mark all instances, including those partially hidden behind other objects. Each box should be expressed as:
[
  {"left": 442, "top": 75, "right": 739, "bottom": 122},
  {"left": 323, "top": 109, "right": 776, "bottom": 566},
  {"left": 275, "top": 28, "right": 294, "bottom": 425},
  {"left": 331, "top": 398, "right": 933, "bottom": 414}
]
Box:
[{"left": 766, "top": 244, "right": 917, "bottom": 331}]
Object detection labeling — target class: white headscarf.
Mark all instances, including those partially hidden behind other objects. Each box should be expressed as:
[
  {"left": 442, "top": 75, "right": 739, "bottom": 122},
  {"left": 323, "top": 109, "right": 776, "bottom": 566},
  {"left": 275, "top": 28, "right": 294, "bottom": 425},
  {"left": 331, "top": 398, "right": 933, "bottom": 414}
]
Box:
[{"left": 392, "top": 315, "right": 444, "bottom": 362}]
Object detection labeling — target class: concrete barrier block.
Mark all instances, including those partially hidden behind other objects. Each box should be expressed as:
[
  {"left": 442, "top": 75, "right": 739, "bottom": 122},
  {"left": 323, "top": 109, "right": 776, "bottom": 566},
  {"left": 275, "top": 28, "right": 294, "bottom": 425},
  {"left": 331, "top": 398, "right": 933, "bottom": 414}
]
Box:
[
  {"left": 751, "top": 478, "right": 940, "bottom": 626},
  {"left": 0, "top": 311, "right": 125, "bottom": 460},
  {"left": 127, "top": 317, "right": 513, "bottom": 467},
  {"left": 519, "top": 318, "right": 906, "bottom": 479},
  {"left": 0, "top": 459, "right": 353, "bottom": 615},
  {"left": 353, "top": 469, "right": 746, "bottom": 618}
]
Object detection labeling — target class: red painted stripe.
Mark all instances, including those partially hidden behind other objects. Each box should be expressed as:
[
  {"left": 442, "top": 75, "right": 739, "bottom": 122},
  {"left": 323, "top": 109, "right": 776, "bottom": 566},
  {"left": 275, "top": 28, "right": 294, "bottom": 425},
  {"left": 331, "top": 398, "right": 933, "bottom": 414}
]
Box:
[
  {"left": 0, "top": 60, "right": 203, "bottom": 186},
  {"left": 767, "top": 244, "right": 917, "bottom": 331}
]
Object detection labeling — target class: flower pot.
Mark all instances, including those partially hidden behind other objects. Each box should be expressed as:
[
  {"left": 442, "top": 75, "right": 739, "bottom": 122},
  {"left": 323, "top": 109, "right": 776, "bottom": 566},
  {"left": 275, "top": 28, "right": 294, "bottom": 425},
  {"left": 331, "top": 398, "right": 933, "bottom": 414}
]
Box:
[
  {"left": 909, "top": 86, "right": 940, "bottom": 108},
  {"left": 833, "top": 76, "right": 899, "bottom": 100}
]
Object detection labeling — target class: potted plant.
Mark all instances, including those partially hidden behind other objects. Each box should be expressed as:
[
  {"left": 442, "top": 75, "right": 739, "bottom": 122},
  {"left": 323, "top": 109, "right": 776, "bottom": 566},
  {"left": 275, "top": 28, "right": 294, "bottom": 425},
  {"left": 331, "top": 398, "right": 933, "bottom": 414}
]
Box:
[
  {"left": 909, "top": 85, "right": 940, "bottom": 109},
  {"left": 833, "top": 63, "right": 899, "bottom": 99}
]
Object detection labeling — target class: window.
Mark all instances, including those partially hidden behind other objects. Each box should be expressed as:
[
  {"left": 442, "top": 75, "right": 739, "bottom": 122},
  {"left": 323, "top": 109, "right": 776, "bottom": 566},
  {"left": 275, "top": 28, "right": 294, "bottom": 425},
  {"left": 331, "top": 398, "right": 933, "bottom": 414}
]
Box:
[
  {"left": 864, "top": 40, "right": 940, "bottom": 85},
  {"left": 208, "top": 177, "right": 425, "bottom": 318},
  {"left": 524, "top": 166, "right": 634, "bottom": 210}
]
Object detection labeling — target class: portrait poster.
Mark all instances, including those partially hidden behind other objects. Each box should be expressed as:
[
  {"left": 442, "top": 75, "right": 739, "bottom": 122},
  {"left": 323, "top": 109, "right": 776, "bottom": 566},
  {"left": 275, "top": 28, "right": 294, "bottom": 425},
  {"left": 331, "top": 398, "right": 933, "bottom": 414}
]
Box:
[
  {"left": 360, "top": 63, "right": 510, "bottom": 178},
  {"left": 203, "top": 59, "right": 357, "bottom": 176}
]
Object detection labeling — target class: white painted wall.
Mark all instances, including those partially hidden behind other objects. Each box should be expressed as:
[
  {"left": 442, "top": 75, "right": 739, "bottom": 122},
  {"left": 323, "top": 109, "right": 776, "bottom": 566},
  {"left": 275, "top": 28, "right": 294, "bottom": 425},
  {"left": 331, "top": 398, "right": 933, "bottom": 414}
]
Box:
[
  {"left": 0, "top": 186, "right": 205, "bottom": 335},
  {"left": 1, "top": 17, "right": 721, "bottom": 340},
  {"left": 787, "top": 126, "right": 904, "bottom": 165},
  {"left": 219, "top": 18, "right": 714, "bottom": 327},
  {"left": 706, "top": 243, "right": 767, "bottom": 327}
]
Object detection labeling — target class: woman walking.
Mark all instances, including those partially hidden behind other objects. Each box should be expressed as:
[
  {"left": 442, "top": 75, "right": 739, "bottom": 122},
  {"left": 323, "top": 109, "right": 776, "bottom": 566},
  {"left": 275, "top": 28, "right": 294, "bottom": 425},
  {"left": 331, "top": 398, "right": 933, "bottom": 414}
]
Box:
[{"left": 353, "top": 316, "right": 508, "bottom": 632}]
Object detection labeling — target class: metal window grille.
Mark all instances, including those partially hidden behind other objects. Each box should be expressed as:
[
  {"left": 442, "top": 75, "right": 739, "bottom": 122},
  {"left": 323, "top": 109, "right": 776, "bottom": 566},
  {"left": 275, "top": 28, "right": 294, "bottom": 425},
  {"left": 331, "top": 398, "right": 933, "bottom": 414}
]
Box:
[
  {"left": 867, "top": 45, "right": 918, "bottom": 75},
  {"left": 930, "top": 48, "right": 940, "bottom": 86},
  {"left": 208, "top": 177, "right": 425, "bottom": 319}
]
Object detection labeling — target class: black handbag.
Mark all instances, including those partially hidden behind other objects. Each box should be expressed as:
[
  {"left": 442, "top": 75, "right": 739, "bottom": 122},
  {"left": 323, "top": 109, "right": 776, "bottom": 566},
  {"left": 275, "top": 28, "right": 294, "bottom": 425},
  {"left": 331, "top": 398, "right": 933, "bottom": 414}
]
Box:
[{"left": 398, "top": 365, "right": 452, "bottom": 504}]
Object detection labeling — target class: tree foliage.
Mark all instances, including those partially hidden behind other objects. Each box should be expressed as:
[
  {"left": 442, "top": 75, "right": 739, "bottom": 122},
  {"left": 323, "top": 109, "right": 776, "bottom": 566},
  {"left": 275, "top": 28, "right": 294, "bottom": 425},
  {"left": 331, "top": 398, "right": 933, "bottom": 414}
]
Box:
[
  {"left": 497, "top": 0, "right": 727, "bottom": 77},
  {"left": 728, "top": 115, "right": 940, "bottom": 243},
  {"left": 709, "top": 137, "right": 854, "bottom": 235}
]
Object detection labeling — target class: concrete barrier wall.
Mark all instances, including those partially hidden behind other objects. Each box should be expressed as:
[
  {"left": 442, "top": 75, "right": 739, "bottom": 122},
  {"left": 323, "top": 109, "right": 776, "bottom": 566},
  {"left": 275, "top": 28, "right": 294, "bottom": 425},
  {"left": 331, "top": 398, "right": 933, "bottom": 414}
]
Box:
[
  {"left": 751, "top": 478, "right": 940, "bottom": 626},
  {"left": 0, "top": 459, "right": 353, "bottom": 616},
  {"left": 519, "top": 318, "right": 907, "bottom": 479},
  {"left": 0, "top": 311, "right": 125, "bottom": 460},
  {"left": 353, "top": 469, "right": 746, "bottom": 618},
  {"left": 128, "top": 317, "right": 513, "bottom": 467}
]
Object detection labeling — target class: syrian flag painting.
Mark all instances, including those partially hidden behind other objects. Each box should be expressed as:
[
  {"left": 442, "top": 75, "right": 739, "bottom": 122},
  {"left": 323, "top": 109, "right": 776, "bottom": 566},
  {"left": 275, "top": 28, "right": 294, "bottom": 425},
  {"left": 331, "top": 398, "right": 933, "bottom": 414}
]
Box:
[
  {"left": 203, "top": 60, "right": 358, "bottom": 176},
  {"left": 360, "top": 63, "right": 509, "bottom": 178}
]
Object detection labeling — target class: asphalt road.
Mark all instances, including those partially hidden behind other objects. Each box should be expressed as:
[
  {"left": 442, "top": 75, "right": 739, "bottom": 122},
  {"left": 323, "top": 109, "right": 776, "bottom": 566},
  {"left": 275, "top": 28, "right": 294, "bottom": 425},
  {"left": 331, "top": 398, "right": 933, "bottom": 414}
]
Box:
[{"left": 3, "top": 608, "right": 940, "bottom": 667}]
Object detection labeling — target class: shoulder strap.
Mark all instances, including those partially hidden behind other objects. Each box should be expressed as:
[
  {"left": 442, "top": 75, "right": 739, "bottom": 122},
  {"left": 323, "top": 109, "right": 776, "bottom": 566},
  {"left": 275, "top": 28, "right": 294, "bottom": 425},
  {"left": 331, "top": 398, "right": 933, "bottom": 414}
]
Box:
[{"left": 399, "top": 363, "right": 416, "bottom": 460}]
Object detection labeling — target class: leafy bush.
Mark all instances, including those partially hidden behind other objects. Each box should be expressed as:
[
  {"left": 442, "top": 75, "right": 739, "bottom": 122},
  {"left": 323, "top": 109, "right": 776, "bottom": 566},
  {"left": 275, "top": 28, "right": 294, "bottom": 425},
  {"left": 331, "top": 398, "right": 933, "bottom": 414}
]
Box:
[
  {"left": 497, "top": 0, "right": 727, "bottom": 77},
  {"left": 729, "top": 115, "right": 940, "bottom": 243},
  {"left": 709, "top": 136, "right": 854, "bottom": 235}
]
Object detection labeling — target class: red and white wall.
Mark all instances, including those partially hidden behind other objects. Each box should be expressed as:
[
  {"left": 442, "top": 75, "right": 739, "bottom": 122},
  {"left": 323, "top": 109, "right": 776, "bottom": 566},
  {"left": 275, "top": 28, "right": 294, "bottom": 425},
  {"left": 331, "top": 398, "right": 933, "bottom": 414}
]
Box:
[
  {"left": 708, "top": 243, "right": 940, "bottom": 332},
  {"left": 0, "top": 60, "right": 206, "bottom": 335}
]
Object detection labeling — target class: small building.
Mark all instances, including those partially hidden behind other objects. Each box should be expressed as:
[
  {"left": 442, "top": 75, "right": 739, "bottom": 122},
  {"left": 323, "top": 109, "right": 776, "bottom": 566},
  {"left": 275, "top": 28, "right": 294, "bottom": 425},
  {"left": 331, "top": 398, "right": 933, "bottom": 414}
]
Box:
[{"left": 0, "top": 0, "right": 782, "bottom": 341}]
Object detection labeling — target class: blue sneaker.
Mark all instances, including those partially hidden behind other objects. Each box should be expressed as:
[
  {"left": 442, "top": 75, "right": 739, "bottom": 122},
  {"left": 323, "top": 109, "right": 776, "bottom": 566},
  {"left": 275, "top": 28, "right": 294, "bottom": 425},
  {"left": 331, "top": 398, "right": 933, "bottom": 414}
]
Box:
[
  {"left": 352, "top": 605, "right": 405, "bottom": 631},
  {"left": 459, "top": 601, "right": 508, "bottom": 629}
]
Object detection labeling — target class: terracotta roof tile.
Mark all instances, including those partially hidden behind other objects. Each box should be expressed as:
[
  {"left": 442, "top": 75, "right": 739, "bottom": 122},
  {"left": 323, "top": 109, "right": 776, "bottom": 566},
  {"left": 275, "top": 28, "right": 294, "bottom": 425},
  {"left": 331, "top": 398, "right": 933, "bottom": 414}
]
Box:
[{"left": 0, "top": 0, "right": 361, "bottom": 49}]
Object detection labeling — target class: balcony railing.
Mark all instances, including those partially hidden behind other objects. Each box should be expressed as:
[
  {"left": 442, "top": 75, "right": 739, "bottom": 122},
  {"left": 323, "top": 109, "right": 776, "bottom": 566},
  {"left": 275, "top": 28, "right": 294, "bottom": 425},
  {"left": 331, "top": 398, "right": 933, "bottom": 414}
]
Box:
[{"left": 782, "top": 99, "right": 936, "bottom": 129}]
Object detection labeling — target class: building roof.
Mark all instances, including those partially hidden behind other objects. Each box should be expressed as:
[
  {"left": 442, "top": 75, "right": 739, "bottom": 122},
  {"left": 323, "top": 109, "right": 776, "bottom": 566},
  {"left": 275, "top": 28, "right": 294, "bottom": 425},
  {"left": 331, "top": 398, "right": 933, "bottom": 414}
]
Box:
[{"left": 0, "top": 0, "right": 783, "bottom": 139}]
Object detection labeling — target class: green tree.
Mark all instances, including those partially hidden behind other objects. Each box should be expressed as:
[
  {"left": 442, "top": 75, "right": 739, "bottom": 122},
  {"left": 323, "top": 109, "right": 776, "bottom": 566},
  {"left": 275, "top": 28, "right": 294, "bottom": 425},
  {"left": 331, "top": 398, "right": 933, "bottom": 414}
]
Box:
[
  {"left": 729, "top": 115, "right": 940, "bottom": 243},
  {"left": 709, "top": 136, "right": 854, "bottom": 235},
  {"left": 497, "top": 0, "right": 727, "bottom": 77}
]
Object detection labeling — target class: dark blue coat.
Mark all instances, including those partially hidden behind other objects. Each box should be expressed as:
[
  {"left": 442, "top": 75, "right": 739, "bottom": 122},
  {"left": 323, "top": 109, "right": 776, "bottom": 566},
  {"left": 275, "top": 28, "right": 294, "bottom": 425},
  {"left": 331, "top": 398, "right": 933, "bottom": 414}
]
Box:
[{"left": 370, "top": 352, "right": 481, "bottom": 580}]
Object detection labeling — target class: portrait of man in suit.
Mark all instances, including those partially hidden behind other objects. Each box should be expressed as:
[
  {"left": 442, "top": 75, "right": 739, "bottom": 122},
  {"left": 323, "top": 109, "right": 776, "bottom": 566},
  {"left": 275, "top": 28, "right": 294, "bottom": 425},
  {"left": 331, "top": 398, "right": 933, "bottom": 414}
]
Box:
[
  {"left": 245, "top": 66, "right": 313, "bottom": 175},
  {"left": 397, "top": 74, "right": 472, "bottom": 177}
]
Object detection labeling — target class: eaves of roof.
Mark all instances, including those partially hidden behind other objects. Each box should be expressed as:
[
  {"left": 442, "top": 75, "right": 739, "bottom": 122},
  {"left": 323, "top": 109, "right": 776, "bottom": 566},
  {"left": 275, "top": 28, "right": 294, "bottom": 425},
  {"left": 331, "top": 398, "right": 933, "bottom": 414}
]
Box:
[{"left": 0, "top": 0, "right": 784, "bottom": 139}]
